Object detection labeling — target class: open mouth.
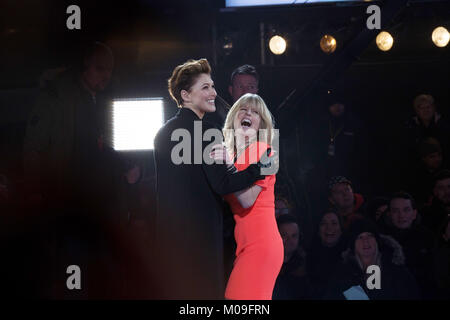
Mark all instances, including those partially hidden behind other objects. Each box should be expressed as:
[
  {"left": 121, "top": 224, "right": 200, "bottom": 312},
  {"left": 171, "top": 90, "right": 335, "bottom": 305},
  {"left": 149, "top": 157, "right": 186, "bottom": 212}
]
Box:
[{"left": 241, "top": 118, "right": 252, "bottom": 127}]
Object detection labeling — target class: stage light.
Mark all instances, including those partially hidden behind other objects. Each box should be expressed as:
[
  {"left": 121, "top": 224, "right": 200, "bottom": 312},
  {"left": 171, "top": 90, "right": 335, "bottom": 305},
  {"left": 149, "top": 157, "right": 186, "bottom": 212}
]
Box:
[
  {"left": 320, "top": 35, "right": 337, "bottom": 54},
  {"left": 112, "top": 98, "right": 164, "bottom": 151},
  {"left": 432, "top": 26, "right": 449, "bottom": 48},
  {"left": 376, "top": 31, "right": 394, "bottom": 51},
  {"left": 269, "top": 35, "right": 286, "bottom": 55}
]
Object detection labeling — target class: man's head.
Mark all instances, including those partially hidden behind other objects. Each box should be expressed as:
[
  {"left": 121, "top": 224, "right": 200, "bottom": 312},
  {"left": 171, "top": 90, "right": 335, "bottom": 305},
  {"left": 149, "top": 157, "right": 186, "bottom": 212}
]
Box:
[
  {"left": 228, "top": 64, "right": 259, "bottom": 103},
  {"left": 413, "top": 94, "right": 436, "bottom": 124},
  {"left": 419, "top": 138, "right": 443, "bottom": 171},
  {"left": 433, "top": 170, "right": 450, "bottom": 206},
  {"left": 81, "top": 42, "right": 114, "bottom": 94},
  {"left": 277, "top": 214, "right": 300, "bottom": 260},
  {"left": 389, "top": 192, "right": 417, "bottom": 230},
  {"left": 329, "top": 103, "right": 345, "bottom": 117},
  {"left": 325, "top": 89, "right": 345, "bottom": 117},
  {"left": 328, "top": 176, "right": 355, "bottom": 213}
]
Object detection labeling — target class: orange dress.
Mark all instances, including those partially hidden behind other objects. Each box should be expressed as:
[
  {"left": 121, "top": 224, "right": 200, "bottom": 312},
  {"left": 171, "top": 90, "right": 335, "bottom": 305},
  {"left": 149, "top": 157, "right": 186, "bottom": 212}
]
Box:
[{"left": 224, "top": 141, "right": 284, "bottom": 300}]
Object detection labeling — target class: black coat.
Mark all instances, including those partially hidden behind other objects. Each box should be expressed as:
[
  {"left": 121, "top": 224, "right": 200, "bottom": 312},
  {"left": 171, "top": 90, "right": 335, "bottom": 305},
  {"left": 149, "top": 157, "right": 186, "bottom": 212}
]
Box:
[
  {"left": 153, "top": 107, "right": 263, "bottom": 299},
  {"left": 324, "top": 235, "right": 420, "bottom": 300},
  {"left": 385, "top": 225, "right": 437, "bottom": 299},
  {"left": 307, "top": 237, "right": 348, "bottom": 299}
]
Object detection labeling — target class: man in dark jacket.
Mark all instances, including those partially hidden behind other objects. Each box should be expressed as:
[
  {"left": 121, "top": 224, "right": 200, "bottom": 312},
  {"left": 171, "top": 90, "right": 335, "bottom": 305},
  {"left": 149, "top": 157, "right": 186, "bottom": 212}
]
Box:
[
  {"left": 386, "top": 192, "right": 437, "bottom": 299},
  {"left": 421, "top": 170, "right": 450, "bottom": 235},
  {"left": 404, "top": 94, "right": 450, "bottom": 161},
  {"left": 22, "top": 42, "right": 132, "bottom": 298}
]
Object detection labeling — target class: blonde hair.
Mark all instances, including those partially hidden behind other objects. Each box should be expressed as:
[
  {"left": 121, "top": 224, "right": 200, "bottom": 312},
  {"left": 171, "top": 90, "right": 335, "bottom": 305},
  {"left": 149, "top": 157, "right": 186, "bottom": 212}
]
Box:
[
  {"left": 168, "top": 58, "right": 211, "bottom": 107},
  {"left": 223, "top": 93, "right": 275, "bottom": 154}
]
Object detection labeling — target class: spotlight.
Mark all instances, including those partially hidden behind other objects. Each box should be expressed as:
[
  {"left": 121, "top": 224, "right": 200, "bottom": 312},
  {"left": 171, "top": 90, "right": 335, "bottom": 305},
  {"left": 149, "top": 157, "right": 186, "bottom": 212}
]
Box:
[
  {"left": 432, "top": 26, "right": 449, "bottom": 48},
  {"left": 112, "top": 98, "right": 164, "bottom": 151},
  {"left": 269, "top": 35, "right": 287, "bottom": 55},
  {"left": 376, "top": 31, "right": 394, "bottom": 51},
  {"left": 320, "top": 35, "right": 337, "bottom": 54}
]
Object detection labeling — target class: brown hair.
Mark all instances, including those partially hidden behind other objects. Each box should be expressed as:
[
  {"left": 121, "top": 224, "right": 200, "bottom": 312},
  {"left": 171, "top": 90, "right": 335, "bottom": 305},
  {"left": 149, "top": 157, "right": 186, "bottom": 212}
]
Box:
[{"left": 168, "top": 58, "right": 211, "bottom": 107}]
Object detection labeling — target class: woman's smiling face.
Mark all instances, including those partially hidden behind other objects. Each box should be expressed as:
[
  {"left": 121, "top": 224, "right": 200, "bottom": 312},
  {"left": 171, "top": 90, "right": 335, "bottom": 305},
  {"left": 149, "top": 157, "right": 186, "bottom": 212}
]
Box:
[
  {"left": 182, "top": 73, "right": 216, "bottom": 118},
  {"left": 233, "top": 104, "right": 261, "bottom": 138}
]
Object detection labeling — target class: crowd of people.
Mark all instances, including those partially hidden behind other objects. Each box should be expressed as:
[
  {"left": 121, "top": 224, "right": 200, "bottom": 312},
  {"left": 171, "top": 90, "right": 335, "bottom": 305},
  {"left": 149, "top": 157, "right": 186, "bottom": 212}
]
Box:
[
  {"left": 0, "top": 41, "right": 448, "bottom": 300},
  {"left": 273, "top": 91, "right": 450, "bottom": 299}
]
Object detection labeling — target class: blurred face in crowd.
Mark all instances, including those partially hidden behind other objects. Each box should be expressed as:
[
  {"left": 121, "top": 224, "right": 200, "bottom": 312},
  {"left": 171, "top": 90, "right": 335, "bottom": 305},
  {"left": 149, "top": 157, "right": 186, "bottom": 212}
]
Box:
[
  {"left": 422, "top": 152, "right": 443, "bottom": 171},
  {"left": 434, "top": 178, "right": 450, "bottom": 206},
  {"left": 82, "top": 48, "right": 114, "bottom": 94},
  {"left": 181, "top": 73, "right": 217, "bottom": 119},
  {"left": 319, "top": 212, "right": 342, "bottom": 247},
  {"left": 329, "top": 183, "right": 354, "bottom": 212},
  {"left": 355, "top": 232, "right": 378, "bottom": 266},
  {"left": 329, "top": 103, "right": 345, "bottom": 117},
  {"left": 229, "top": 74, "right": 259, "bottom": 103},
  {"left": 279, "top": 222, "right": 299, "bottom": 260},
  {"left": 414, "top": 102, "right": 435, "bottom": 124},
  {"left": 390, "top": 198, "right": 417, "bottom": 230}
]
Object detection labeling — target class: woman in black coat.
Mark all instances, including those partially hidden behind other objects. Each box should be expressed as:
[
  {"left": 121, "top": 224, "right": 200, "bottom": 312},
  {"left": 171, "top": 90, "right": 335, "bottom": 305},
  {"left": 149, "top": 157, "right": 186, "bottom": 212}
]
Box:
[
  {"left": 324, "top": 218, "right": 420, "bottom": 300},
  {"left": 153, "top": 59, "right": 267, "bottom": 299},
  {"left": 307, "top": 211, "right": 347, "bottom": 299}
]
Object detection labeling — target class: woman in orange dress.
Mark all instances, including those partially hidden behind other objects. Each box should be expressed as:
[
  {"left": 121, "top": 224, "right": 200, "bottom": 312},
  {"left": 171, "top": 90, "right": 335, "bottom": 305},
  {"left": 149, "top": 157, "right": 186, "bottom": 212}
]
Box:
[{"left": 210, "top": 93, "right": 283, "bottom": 300}]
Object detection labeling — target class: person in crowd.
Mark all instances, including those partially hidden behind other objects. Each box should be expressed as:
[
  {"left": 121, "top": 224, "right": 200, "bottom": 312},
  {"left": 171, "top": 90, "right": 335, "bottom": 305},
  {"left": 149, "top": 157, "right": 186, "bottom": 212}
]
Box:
[
  {"left": 307, "top": 211, "right": 347, "bottom": 299},
  {"left": 406, "top": 138, "right": 446, "bottom": 207},
  {"left": 434, "top": 215, "right": 450, "bottom": 299},
  {"left": 328, "top": 176, "right": 365, "bottom": 230},
  {"left": 421, "top": 170, "right": 450, "bottom": 235},
  {"left": 305, "top": 90, "right": 369, "bottom": 221},
  {"left": 23, "top": 42, "right": 121, "bottom": 215},
  {"left": 308, "top": 90, "right": 368, "bottom": 190},
  {"left": 400, "top": 94, "right": 450, "bottom": 180},
  {"left": 386, "top": 192, "right": 437, "bottom": 299},
  {"left": 228, "top": 64, "right": 259, "bottom": 104},
  {"left": 210, "top": 93, "right": 283, "bottom": 300},
  {"left": 22, "top": 41, "right": 133, "bottom": 298},
  {"left": 204, "top": 64, "right": 259, "bottom": 129},
  {"left": 273, "top": 214, "right": 309, "bottom": 300},
  {"left": 405, "top": 94, "right": 450, "bottom": 155},
  {"left": 153, "top": 59, "right": 268, "bottom": 299},
  {"left": 324, "top": 218, "right": 419, "bottom": 300}
]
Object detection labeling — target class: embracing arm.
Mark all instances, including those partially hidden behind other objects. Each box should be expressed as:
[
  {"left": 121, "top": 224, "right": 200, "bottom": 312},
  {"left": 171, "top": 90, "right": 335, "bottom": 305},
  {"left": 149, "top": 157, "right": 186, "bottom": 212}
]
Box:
[{"left": 234, "top": 185, "right": 263, "bottom": 209}]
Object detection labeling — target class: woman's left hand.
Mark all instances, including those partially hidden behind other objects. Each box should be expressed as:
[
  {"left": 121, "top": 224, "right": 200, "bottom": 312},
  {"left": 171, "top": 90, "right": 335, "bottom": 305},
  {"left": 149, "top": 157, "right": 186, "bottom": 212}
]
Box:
[{"left": 209, "top": 144, "right": 233, "bottom": 167}]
